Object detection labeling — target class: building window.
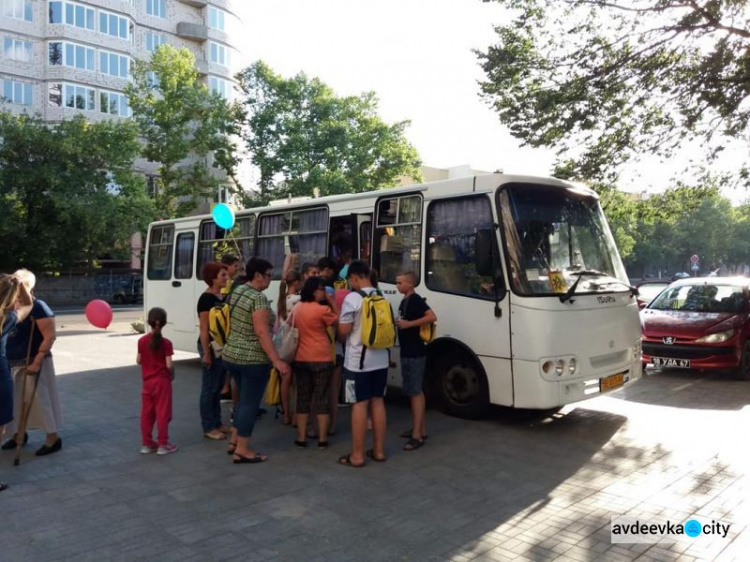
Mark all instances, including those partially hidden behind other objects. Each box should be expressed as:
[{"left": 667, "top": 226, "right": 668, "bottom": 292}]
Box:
[
  {"left": 2, "top": 79, "right": 32, "bottom": 105},
  {"left": 208, "top": 6, "right": 225, "bottom": 31},
  {"left": 3, "top": 37, "right": 31, "bottom": 62},
  {"left": 2, "top": 0, "right": 32, "bottom": 22},
  {"left": 147, "top": 225, "right": 174, "bottom": 281},
  {"left": 49, "top": 1, "right": 97, "bottom": 30},
  {"left": 257, "top": 208, "right": 328, "bottom": 280},
  {"left": 373, "top": 194, "right": 423, "bottom": 284},
  {"left": 100, "top": 90, "right": 131, "bottom": 117},
  {"left": 48, "top": 41, "right": 95, "bottom": 71},
  {"left": 145, "top": 31, "right": 164, "bottom": 52},
  {"left": 209, "top": 42, "right": 230, "bottom": 67},
  {"left": 48, "top": 83, "right": 62, "bottom": 107},
  {"left": 64, "top": 83, "right": 96, "bottom": 111},
  {"left": 99, "top": 9, "right": 131, "bottom": 41},
  {"left": 146, "top": 0, "right": 165, "bottom": 18},
  {"left": 99, "top": 50, "right": 130, "bottom": 78},
  {"left": 209, "top": 76, "right": 231, "bottom": 100}
]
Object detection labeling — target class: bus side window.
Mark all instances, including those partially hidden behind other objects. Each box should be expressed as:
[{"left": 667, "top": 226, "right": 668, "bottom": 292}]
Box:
[
  {"left": 174, "top": 233, "right": 195, "bottom": 279},
  {"left": 147, "top": 225, "right": 174, "bottom": 281},
  {"left": 426, "top": 196, "right": 499, "bottom": 299},
  {"left": 373, "top": 195, "right": 422, "bottom": 284}
]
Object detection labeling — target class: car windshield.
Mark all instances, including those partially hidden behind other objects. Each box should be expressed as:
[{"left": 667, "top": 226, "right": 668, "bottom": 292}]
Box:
[
  {"left": 498, "top": 183, "right": 628, "bottom": 296},
  {"left": 649, "top": 284, "right": 749, "bottom": 313}
]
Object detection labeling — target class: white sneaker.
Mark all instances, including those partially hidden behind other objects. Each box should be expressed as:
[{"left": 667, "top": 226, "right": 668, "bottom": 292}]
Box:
[
  {"left": 157, "top": 443, "right": 178, "bottom": 455},
  {"left": 140, "top": 445, "right": 157, "bottom": 454}
]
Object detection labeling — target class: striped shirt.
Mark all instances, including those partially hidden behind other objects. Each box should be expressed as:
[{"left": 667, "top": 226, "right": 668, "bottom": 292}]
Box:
[{"left": 222, "top": 284, "right": 272, "bottom": 365}]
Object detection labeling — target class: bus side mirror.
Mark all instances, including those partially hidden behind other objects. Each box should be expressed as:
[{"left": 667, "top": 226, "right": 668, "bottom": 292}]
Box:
[{"left": 476, "top": 229, "right": 495, "bottom": 277}]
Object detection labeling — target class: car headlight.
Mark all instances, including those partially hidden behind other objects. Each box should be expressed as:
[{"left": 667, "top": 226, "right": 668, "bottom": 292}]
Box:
[{"left": 695, "top": 329, "right": 735, "bottom": 344}]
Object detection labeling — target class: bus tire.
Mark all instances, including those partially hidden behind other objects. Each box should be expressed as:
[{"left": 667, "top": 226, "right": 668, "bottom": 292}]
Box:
[{"left": 433, "top": 350, "right": 490, "bottom": 419}]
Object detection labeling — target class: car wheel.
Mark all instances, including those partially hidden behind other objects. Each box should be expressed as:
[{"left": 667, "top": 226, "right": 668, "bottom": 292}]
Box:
[
  {"left": 437, "top": 353, "right": 489, "bottom": 419},
  {"left": 736, "top": 342, "right": 750, "bottom": 381}
]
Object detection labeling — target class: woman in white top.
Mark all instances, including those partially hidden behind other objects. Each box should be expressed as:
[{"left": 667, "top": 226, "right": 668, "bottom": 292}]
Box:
[{"left": 276, "top": 269, "right": 301, "bottom": 424}]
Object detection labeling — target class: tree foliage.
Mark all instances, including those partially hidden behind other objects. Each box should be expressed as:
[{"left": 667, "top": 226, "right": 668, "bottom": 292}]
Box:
[
  {"left": 0, "top": 112, "right": 153, "bottom": 271},
  {"left": 478, "top": 0, "right": 750, "bottom": 183},
  {"left": 237, "top": 61, "right": 422, "bottom": 204},
  {"left": 126, "top": 45, "right": 242, "bottom": 218}
]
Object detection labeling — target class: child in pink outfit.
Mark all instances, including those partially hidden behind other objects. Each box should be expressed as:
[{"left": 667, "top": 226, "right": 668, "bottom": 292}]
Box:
[{"left": 136, "top": 307, "right": 177, "bottom": 455}]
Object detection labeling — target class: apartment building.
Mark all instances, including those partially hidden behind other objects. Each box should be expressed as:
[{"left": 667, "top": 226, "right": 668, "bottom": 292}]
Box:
[{"left": 0, "top": 0, "right": 242, "bottom": 121}]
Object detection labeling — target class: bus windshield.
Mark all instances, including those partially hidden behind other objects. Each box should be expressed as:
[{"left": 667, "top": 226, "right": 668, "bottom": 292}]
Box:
[{"left": 499, "top": 183, "right": 628, "bottom": 297}]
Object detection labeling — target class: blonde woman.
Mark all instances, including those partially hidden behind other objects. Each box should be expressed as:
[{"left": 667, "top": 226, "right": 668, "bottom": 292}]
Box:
[
  {"left": 0, "top": 273, "right": 33, "bottom": 491},
  {"left": 3, "top": 270, "right": 64, "bottom": 456}
]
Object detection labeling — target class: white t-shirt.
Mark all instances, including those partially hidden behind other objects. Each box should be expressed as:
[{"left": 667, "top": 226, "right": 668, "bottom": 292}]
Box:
[{"left": 339, "top": 288, "right": 389, "bottom": 372}]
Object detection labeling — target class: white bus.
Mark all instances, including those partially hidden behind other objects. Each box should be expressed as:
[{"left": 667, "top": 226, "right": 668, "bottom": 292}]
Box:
[{"left": 144, "top": 174, "right": 642, "bottom": 418}]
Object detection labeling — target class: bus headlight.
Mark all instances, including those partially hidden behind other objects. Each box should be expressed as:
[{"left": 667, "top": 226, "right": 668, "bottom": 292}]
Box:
[
  {"left": 555, "top": 359, "right": 565, "bottom": 376},
  {"left": 542, "top": 360, "right": 554, "bottom": 374},
  {"left": 568, "top": 358, "right": 577, "bottom": 374}
]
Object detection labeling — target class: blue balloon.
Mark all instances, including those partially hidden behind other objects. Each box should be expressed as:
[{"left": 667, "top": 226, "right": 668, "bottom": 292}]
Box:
[{"left": 212, "top": 203, "right": 235, "bottom": 230}]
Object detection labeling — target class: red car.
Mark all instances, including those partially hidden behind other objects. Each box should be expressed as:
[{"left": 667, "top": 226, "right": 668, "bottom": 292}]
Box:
[{"left": 640, "top": 277, "right": 750, "bottom": 379}]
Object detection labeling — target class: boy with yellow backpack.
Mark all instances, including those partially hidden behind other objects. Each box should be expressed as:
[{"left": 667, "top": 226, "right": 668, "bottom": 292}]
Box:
[
  {"left": 395, "top": 271, "right": 437, "bottom": 451},
  {"left": 337, "top": 260, "right": 394, "bottom": 467}
]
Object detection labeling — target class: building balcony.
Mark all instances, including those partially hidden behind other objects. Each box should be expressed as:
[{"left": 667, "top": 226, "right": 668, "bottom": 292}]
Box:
[
  {"left": 177, "top": 0, "right": 208, "bottom": 7},
  {"left": 195, "top": 58, "right": 209, "bottom": 75},
  {"left": 176, "top": 22, "right": 208, "bottom": 42}
]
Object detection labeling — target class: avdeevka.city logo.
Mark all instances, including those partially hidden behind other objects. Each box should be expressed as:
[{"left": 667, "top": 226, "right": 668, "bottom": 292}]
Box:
[{"left": 610, "top": 516, "right": 731, "bottom": 544}]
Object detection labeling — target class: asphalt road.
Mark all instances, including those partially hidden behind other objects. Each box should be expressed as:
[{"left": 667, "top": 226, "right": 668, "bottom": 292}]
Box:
[{"left": 1, "top": 315, "right": 748, "bottom": 561}]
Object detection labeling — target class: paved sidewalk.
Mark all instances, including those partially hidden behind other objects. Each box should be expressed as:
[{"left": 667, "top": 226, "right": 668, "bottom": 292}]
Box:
[{"left": 0, "top": 319, "right": 748, "bottom": 561}]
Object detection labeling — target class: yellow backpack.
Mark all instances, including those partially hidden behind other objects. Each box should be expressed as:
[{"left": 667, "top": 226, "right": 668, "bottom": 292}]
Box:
[
  {"left": 419, "top": 322, "right": 436, "bottom": 343},
  {"left": 358, "top": 290, "right": 396, "bottom": 349},
  {"left": 208, "top": 290, "right": 240, "bottom": 354},
  {"left": 333, "top": 278, "right": 349, "bottom": 290}
]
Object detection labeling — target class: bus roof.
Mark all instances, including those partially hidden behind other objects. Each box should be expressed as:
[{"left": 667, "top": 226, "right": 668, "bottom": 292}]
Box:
[{"left": 148, "top": 173, "right": 592, "bottom": 227}]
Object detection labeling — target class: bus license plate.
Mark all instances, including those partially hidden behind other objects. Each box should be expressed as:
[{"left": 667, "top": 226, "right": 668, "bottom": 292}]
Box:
[
  {"left": 652, "top": 357, "right": 691, "bottom": 368},
  {"left": 600, "top": 373, "right": 624, "bottom": 392}
]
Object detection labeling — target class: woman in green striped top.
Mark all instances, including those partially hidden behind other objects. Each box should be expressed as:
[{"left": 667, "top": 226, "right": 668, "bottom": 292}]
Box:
[{"left": 222, "top": 258, "right": 291, "bottom": 463}]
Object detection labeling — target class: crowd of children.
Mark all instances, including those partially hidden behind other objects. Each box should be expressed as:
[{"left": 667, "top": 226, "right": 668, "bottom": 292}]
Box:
[{"left": 137, "top": 255, "right": 437, "bottom": 467}]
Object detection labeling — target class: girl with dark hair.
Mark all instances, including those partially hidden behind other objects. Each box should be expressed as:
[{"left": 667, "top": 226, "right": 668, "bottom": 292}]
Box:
[
  {"left": 222, "top": 257, "right": 291, "bottom": 463},
  {"left": 0, "top": 274, "right": 33, "bottom": 492},
  {"left": 136, "top": 307, "right": 176, "bottom": 455},
  {"left": 290, "top": 277, "right": 339, "bottom": 448},
  {"left": 197, "top": 261, "right": 229, "bottom": 441}
]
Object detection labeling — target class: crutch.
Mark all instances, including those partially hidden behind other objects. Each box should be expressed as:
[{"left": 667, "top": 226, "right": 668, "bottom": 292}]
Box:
[{"left": 14, "top": 319, "right": 39, "bottom": 467}]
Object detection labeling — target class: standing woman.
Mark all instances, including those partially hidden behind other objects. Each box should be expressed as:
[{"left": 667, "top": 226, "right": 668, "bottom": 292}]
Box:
[
  {"left": 197, "top": 262, "right": 230, "bottom": 441},
  {"left": 292, "top": 277, "right": 338, "bottom": 448},
  {"left": 3, "top": 270, "right": 64, "bottom": 456},
  {"left": 222, "top": 258, "right": 291, "bottom": 463},
  {"left": 0, "top": 274, "right": 33, "bottom": 492},
  {"left": 276, "top": 269, "right": 301, "bottom": 425}
]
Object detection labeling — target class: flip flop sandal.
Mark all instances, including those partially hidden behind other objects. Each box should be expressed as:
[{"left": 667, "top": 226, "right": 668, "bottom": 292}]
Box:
[
  {"left": 294, "top": 439, "right": 307, "bottom": 448},
  {"left": 317, "top": 441, "right": 329, "bottom": 449},
  {"left": 233, "top": 453, "right": 267, "bottom": 464},
  {"left": 399, "top": 429, "right": 429, "bottom": 439},
  {"left": 366, "top": 449, "right": 386, "bottom": 462},
  {"left": 403, "top": 438, "right": 425, "bottom": 451},
  {"left": 203, "top": 431, "right": 227, "bottom": 441},
  {"left": 338, "top": 454, "right": 364, "bottom": 468},
  {"left": 226, "top": 442, "right": 237, "bottom": 455}
]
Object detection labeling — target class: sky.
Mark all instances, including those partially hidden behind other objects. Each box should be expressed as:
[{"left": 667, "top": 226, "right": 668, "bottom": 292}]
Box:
[
  {"left": 233, "top": 0, "right": 556, "bottom": 179},
  {"left": 231, "top": 1, "right": 747, "bottom": 203}
]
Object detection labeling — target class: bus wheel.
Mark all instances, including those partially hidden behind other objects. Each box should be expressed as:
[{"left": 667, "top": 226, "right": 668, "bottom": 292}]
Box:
[{"left": 437, "top": 354, "right": 489, "bottom": 419}]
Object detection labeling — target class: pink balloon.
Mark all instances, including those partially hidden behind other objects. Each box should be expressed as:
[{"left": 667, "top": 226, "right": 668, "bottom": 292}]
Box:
[
  {"left": 335, "top": 289, "right": 351, "bottom": 310},
  {"left": 85, "top": 299, "right": 113, "bottom": 329}
]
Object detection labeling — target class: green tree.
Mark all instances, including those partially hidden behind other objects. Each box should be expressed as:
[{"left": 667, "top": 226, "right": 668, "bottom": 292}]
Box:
[
  {"left": 126, "top": 45, "right": 242, "bottom": 218},
  {"left": 0, "top": 112, "right": 153, "bottom": 271},
  {"left": 477, "top": 0, "right": 750, "bottom": 183},
  {"left": 237, "top": 61, "right": 422, "bottom": 204}
]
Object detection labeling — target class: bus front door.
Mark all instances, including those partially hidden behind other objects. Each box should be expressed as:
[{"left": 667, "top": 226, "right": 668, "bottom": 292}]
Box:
[{"left": 170, "top": 229, "right": 198, "bottom": 347}]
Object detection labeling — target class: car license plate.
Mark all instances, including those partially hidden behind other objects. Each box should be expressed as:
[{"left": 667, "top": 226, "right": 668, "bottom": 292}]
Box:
[
  {"left": 652, "top": 357, "right": 691, "bottom": 368},
  {"left": 600, "top": 373, "right": 624, "bottom": 392}
]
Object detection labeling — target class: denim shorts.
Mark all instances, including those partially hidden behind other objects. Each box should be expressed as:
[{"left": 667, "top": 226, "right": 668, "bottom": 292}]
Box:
[
  {"left": 400, "top": 356, "right": 426, "bottom": 397},
  {"left": 343, "top": 368, "right": 388, "bottom": 404}
]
